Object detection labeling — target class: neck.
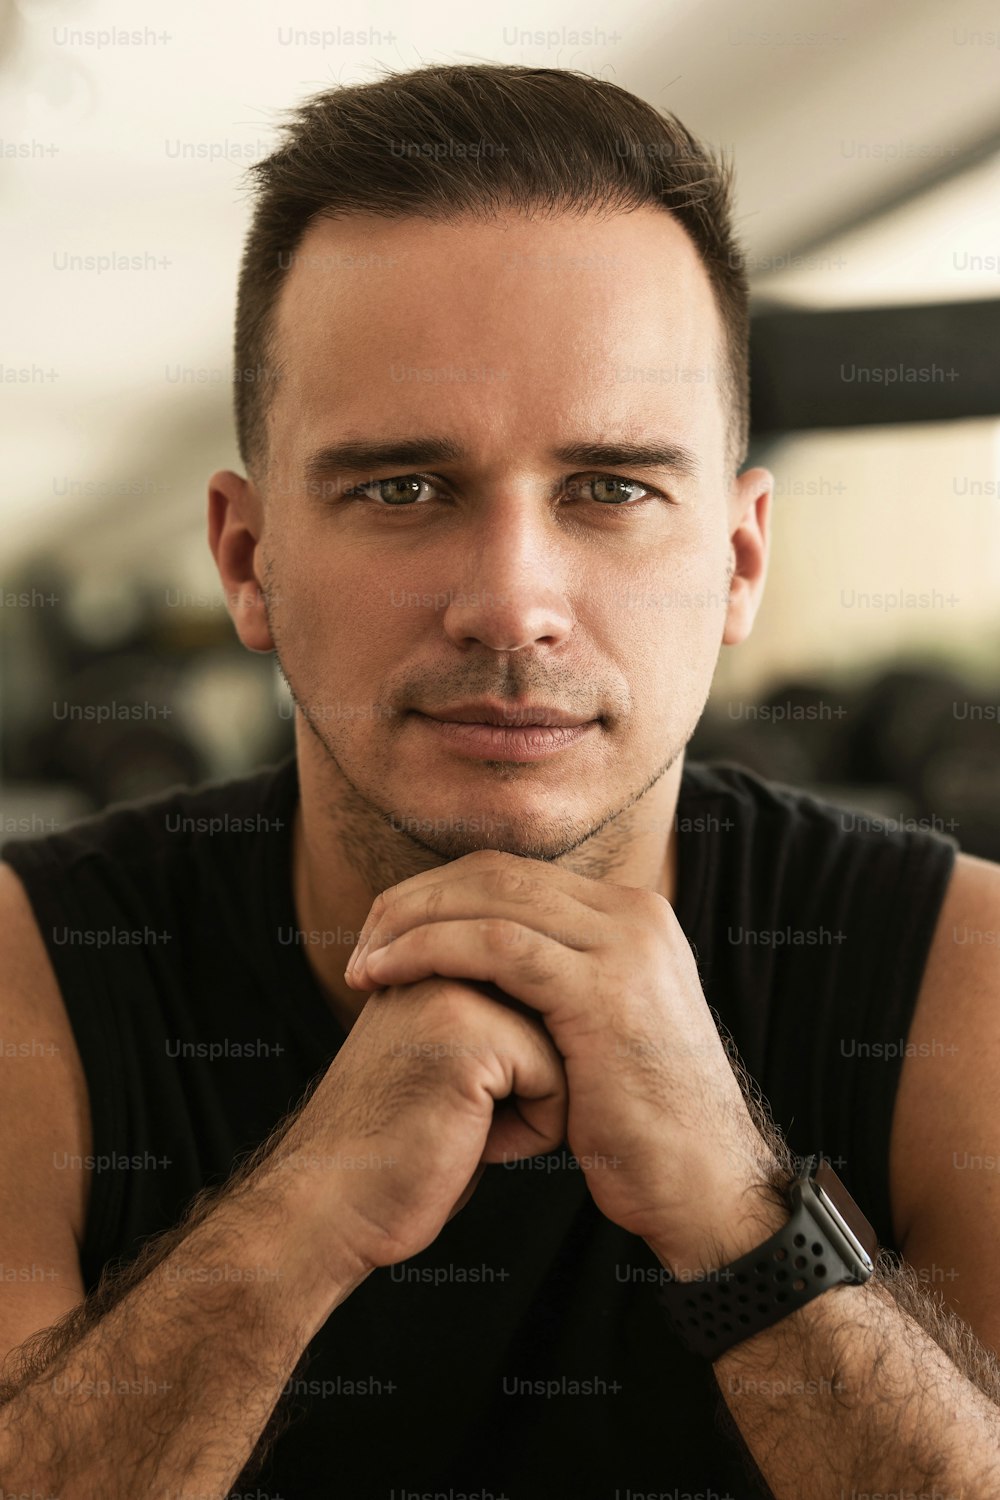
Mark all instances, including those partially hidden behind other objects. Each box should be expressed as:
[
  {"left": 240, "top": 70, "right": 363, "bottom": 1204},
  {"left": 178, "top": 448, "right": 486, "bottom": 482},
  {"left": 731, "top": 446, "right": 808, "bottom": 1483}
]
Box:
[{"left": 289, "top": 721, "right": 684, "bottom": 1033}]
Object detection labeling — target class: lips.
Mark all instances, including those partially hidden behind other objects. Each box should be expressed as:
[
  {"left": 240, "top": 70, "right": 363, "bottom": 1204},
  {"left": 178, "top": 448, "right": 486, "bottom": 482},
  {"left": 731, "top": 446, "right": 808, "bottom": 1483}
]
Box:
[
  {"left": 417, "top": 701, "right": 595, "bottom": 728},
  {"left": 414, "top": 715, "right": 598, "bottom": 762}
]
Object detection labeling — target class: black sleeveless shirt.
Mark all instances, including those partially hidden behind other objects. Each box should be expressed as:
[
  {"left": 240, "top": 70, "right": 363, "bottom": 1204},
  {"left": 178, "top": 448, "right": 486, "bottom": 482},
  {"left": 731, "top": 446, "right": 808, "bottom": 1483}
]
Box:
[{"left": 1, "top": 754, "right": 957, "bottom": 1499}]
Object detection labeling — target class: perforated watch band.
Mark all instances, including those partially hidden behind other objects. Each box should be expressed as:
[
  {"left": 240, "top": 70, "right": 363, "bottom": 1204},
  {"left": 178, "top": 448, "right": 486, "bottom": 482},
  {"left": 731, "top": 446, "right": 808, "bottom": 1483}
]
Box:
[{"left": 655, "top": 1163, "right": 875, "bottom": 1361}]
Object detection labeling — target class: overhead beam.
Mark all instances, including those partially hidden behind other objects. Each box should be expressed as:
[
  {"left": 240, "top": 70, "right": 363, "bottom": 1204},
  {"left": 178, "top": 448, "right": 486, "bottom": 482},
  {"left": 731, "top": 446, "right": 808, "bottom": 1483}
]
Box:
[{"left": 749, "top": 298, "right": 1000, "bottom": 432}]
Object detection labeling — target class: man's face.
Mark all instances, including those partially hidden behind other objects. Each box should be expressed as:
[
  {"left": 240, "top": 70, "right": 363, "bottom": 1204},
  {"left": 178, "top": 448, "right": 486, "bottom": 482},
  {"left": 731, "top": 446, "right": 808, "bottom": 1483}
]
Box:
[{"left": 240, "top": 207, "right": 765, "bottom": 861}]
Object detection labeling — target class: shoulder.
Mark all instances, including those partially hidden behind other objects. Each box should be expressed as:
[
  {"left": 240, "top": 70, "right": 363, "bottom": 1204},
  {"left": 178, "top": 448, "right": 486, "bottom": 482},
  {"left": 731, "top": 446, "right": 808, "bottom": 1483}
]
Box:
[
  {"left": 680, "top": 758, "right": 958, "bottom": 892},
  {"left": 0, "top": 754, "right": 297, "bottom": 1261},
  {"left": 0, "top": 753, "right": 297, "bottom": 877}
]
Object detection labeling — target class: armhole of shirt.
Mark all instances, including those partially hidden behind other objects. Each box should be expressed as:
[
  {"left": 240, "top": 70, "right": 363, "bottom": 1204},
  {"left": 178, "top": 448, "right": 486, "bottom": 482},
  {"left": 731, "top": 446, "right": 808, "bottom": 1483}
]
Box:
[{"left": 678, "top": 761, "right": 960, "bottom": 1257}]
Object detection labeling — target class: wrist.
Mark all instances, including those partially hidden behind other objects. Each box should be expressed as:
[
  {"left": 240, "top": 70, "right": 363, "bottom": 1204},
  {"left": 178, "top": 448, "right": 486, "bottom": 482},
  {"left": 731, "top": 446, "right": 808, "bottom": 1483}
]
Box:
[
  {"left": 646, "top": 1161, "right": 794, "bottom": 1280},
  {"left": 224, "top": 1164, "right": 376, "bottom": 1342}
]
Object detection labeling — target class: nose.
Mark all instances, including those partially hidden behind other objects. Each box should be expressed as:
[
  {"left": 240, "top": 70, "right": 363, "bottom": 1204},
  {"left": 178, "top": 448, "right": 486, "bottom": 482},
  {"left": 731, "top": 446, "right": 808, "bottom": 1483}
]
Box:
[{"left": 438, "top": 497, "right": 576, "bottom": 652}]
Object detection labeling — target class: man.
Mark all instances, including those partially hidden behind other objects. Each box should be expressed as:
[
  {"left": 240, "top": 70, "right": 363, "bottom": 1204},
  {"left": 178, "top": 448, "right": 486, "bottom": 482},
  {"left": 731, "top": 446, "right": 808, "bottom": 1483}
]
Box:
[{"left": 1, "top": 61, "right": 999, "bottom": 1500}]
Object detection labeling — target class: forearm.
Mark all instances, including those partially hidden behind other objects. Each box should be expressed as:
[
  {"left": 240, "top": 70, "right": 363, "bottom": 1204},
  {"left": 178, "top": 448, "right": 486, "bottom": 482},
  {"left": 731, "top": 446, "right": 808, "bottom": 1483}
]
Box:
[
  {"left": 710, "top": 1250, "right": 1000, "bottom": 1499},
  {"left": 0, "top": 1170, "right": 371, "bottom": 1498},
  {"left": 645, "top": 1043, "right": 1000, "bottom": 1499}
]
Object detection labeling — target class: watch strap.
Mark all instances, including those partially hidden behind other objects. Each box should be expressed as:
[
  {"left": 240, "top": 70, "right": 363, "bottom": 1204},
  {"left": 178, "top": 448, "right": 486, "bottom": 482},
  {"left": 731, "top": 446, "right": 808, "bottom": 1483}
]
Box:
[{"left": 655, "top": 1177, "right": 868, "bottom": 1361}]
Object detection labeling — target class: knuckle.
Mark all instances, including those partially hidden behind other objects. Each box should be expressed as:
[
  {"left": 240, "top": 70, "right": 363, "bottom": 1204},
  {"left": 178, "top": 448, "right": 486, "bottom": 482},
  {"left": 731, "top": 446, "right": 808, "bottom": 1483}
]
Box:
[
  {"left": 518, "top": 948, "right": 559, "bottom": 986},
  {"left": 627, "top": 889, "right": 661, "bottom": 927},
  {"left": 420, "top": 975, "right": 482, "bottom": 1020},
  {"left": 484, "top": 920, "right": 556, "bottom": 980},
  {"left": 423, "top": 881, "right": 447, "bottom": 919},
  {"left": 644, "top": 885, "right": 679, "bottom": 929},
  {"left": 465, "top": 848, "right": 508, "bottom": 865},
  {"left": 482, "top": 861, "right": 540, "bottom": 903},
  {"left": 369, "top": 889, "right": 387, "bottom": 921},
  {"left": 481, "top": 916, "right": 518, "bottom": 949}
]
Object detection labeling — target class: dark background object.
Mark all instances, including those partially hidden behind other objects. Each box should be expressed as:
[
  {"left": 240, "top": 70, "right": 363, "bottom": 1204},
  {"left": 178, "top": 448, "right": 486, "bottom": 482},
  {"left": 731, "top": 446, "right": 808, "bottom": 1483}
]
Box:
[{"left": 750, "top": 299, "right": 1000, "bottom": 435}]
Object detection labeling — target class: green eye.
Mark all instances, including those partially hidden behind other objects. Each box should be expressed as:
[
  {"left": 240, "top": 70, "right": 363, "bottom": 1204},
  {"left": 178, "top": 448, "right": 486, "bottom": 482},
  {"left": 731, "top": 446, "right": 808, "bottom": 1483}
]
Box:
[
  {"left": 340, "top": 471, "right": 666, "bottom": 509},
  {"left": 568, "top": 475, "right": 652, "bottom": 505},
  {"left": 341, "top": 475, "right": 436, "bottom": 505}
]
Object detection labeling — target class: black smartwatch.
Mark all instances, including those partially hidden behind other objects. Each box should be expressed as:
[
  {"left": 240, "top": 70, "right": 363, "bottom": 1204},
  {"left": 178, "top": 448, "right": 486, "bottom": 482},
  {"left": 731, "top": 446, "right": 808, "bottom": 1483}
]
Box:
[{"left": 655, "top": 1154, "right": 879, "bottom": 1362}]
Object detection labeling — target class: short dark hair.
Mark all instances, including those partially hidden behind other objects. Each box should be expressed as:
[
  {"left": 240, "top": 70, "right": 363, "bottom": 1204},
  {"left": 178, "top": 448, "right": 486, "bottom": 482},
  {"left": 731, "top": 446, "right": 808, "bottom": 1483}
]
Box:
[{"left": 234, "top": 62, "right": 749, "bottom": 483}]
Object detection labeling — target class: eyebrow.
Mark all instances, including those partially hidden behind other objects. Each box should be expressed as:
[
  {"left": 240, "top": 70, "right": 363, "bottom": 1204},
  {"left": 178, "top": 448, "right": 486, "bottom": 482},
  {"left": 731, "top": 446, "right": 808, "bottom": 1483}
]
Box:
[{"left": 303, "top": 436, "right": 702, "bottom": 488}]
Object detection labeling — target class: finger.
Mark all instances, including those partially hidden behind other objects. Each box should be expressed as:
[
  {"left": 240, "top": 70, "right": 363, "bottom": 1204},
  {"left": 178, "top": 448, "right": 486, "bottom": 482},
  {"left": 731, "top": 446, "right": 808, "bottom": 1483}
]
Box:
[
  {"left": 347, "top": 901, "right": 593, "bottom": 988},
  {"left": 347, "top": 855, "right": 608, "bottom": 978},
  {"left": 351, "top": 917, "right": 585, "bottom": 1026}
]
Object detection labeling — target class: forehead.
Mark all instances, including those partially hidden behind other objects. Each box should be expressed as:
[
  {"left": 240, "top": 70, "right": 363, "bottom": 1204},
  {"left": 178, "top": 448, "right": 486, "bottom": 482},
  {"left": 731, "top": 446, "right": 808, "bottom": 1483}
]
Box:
[{"left": 267, "top": 207, "right": 726, "bottom": 472}]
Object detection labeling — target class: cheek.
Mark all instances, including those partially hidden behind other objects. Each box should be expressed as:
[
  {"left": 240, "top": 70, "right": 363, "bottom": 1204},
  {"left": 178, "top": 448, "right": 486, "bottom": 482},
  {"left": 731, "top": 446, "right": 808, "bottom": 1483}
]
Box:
[
  {"left": 275, "top": 536, "right": 415, "bottom": 683},
  {"left": 615, "top": 528, "right": 730, "bottom": 644},
  {"left": 606, "top": 560, "right": 728, "bottom": 733}
]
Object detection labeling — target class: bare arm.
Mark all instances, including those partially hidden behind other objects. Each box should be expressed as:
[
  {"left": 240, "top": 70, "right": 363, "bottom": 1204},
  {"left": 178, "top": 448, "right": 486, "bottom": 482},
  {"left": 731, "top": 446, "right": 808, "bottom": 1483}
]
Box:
[
  {"left": 696, "top": 1206, "right": 1000, "bottom": 1499},
  {"left": 0, "top": 862, "right": 568, "bottom": 1497},
  {"left": 0, "top": 1139, "right": 374, "bottom": 1500},
  {"left": 648, "top": 853, "right": 1000, "bottom": 1500},
  {"left": 0, "top": 858, "right": 371, "bottom": 1496}
]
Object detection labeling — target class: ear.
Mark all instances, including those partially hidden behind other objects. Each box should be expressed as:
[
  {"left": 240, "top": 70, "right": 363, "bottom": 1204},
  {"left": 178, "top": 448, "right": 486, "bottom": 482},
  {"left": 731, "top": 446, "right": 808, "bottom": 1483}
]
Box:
[
  {"left": 207, "top": 469, "right": 274, "bottom": 653},
  {"left": 723, "top": 466, "right": 772, "bottom": 647}
]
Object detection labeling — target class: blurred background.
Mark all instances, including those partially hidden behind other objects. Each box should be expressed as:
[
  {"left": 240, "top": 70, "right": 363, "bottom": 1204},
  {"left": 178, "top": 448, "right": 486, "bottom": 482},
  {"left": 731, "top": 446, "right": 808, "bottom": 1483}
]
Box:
[{"left": 1, "top": 0, "right": 999, "bottom": 853}]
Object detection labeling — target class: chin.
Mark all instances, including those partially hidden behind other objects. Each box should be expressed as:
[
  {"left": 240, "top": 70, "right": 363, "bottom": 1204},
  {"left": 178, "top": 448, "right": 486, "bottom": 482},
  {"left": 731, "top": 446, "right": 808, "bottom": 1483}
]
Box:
[{"left": 384, "top": 802, "right": 607, "bottom": 865}]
